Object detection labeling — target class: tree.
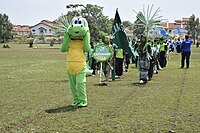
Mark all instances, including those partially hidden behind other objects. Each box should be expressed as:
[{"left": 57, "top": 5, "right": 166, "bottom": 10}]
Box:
[
  {"left": 54, "top": 14, "right": 70, "bottom": 36},
  {"left": 0, "top": 13, "right": 13, "bottom": 43},
  {"left": 133, "top": 11, "right": 145, "bottom": 37},
  {"left": 186, "top": 14, "right": 199, "bottom": 43},
  {"left": 123, "top": 20, "right": 134, "bottom": 30},
  {"left": 64, "top": 4, "right": 112, "bottom": 42},
  {"left": 133, "top": 5, "right": 163, "bottom": 40}
]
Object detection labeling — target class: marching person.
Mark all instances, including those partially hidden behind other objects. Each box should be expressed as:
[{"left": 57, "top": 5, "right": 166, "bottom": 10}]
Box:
[
  {"left": 180, "top": 34, "right": 193, "bottom": 69},
  {"left": 159, "top": 37, "right": 167, "bottom": 68},
  {"left": 103, "top": 36, "right": 113, "bottom": 82},
  {"left": 115, "top": 47, "right": 124, "bottom": 78},
  {"left": 138, "top": 35, "right": 151, "bottom": 84}
]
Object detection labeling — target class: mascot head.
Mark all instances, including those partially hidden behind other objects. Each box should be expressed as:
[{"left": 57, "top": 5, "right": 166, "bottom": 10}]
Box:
[{"left": 68, "top": 17, "right": 89, "bottom": 39}]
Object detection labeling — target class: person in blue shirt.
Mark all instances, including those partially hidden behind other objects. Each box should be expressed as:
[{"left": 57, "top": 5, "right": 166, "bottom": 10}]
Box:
[{"left": 180, "top": 34, "right": 193, "bottom": 68}]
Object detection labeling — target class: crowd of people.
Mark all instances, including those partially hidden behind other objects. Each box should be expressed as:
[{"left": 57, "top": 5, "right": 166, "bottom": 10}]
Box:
[{"left": 87, "top": 34, "right": 193, "bottom": 84}]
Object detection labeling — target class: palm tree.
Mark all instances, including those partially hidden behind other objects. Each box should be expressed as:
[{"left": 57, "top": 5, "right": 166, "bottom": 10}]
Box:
[
  {"left": 54, "top": 14, "right": 70, "bottom": 36},
  {"left": 133, "top": 5, "right": 165, "bottom": 42}
]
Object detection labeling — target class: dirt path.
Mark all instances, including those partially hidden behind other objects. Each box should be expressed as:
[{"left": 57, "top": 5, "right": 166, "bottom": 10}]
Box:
[{"left": 169, "top": 69, "right": 187, "bottom": 132}]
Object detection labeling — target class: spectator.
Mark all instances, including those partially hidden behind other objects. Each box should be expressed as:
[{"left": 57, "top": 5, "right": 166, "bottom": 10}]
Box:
[{"left": 180, "top": 34, "right": 193, "bottom": 69}]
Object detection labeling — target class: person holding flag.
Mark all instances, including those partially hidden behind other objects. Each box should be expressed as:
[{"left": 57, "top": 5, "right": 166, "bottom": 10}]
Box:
[{"left": 111, "top": 9, "right": 136, "bottom": 80}]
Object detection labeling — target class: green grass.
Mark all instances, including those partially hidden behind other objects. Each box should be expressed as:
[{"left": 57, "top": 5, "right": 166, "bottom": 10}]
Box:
[{"left": 0, "top": 43, "right": 200, "bottom": 132}]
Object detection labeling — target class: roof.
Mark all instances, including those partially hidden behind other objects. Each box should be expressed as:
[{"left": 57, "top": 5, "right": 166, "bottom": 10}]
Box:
[
  {"left": 175, "top": 20, "right": 181, "bottom": 22},
  {"left": 12, "top": 25, "right": 31, "bottom": 32},
  {"left": 182, "top": 17, "right": 190, "bottom": 22},
  {"left": 30, "top": 20, "right": 57, "bottom": 28}
]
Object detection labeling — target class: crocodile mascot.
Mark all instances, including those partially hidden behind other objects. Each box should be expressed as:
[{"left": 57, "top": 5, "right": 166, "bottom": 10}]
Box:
[{"left": 61, "top": 17, "right": 90, "bottom": 107}]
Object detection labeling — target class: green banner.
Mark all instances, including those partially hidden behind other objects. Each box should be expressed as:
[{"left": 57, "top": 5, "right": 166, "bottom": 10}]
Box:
[
  {"left": 111, "top": 9, "right": 135, "bottom": 58},
  {"left": 93, "top": 45, "right": 112, "bottom": 62}
]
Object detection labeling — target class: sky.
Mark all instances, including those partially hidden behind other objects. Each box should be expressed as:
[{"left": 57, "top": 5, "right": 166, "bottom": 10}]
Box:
[{"left": 0, "top": 0, "right": 200, "bottom": 26}]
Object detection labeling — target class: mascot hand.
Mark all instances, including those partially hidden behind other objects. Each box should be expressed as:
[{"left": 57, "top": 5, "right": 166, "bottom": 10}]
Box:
[
  {"left": 84, "top": 32, "right": 90, "bottom": 52},
  {"left": 61, "top": 33, "right": 70, "bottom": 52}
]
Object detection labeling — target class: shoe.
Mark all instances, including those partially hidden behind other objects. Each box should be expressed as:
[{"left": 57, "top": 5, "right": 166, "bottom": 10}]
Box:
[
  {"left": 139, "top": 80, "right": 144, "bottom": 84},
  {"left": 156, "top": 71, "right": 158, "bottom": 74},
  {"left": 97, "top": 70, "right": 100, "bottom": 74}
]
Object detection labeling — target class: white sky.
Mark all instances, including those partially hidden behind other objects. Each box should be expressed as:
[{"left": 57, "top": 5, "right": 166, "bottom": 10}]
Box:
[{"left": 0, "top": 0, "right": 200, "bottom": 26}]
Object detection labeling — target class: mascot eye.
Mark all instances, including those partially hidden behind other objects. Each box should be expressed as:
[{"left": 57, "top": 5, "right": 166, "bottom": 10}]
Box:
[
  {"left": 71, "top": 18, "right": 79, "bottom": 25},
  {"left": 78, "top": 18, "right": 85, "bottom": 25}
]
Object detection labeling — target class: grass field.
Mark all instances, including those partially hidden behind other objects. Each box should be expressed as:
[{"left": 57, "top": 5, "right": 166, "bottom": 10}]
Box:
[{"left": 0, "top": 43, "right": 200, "bottom": 133}]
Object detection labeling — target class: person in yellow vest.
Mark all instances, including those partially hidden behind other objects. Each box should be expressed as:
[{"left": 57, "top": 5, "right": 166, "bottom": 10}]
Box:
[
  {"left": 115, "top": 47, "right": 124, "bottom": 78},
  {"left": 159, "top": 37, "right": 167, "bottom": 68}
]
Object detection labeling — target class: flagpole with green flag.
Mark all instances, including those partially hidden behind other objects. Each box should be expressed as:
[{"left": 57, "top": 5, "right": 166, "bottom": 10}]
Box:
[
  {"left": 111, "top": 9, "right": 136, "bottom": 80},
  {"left": 111, "top": 9, "right": 135, "bottom": 58}
]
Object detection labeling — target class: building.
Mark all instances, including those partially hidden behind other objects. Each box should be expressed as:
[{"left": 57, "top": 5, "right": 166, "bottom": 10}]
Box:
[
  {"left": 160, "top": 17, "right": 190, "bottom": 36},
  {"left": 161, "top": 17, "right": 190, "bottom": 30},
  {"left": 175, "top": 18, "right": 190, "bottom": 29},
  {"left": 30, "top": 20, "right": 57, "bottom": 37},
  {"left": 12, "top": 25, "right": 31, "bottom": 36}
]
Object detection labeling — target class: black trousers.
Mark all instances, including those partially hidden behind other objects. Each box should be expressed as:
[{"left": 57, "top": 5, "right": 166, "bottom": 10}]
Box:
[
  {"left": 91, "top": 58, "right": 96, "bottom": 75},
  {"left": 115, "top": 58, "right": 124, "bottom": 76},
  {"left": 181, "top": 52, "right": 191, "bottom": 68},
  {"left": 159, "top": 51, "right": 166, "bottom": 68},
  {"left": 148, "top": 58, "right": 154, "bottom": 79},
  {"left": 176, "top": 45, "right": 181, "bottom": 53}
]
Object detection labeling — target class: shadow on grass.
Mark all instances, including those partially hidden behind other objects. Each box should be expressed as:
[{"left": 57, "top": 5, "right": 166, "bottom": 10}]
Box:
[
  {"left": 48, "top": 79, "right": 68, "bottom": 84},
  {"left": 45, "top": 105, "right": 79, "bottom": 113},
  {"left": 132, "top": 82, "right": 147, "bottom": 87},
  {"left": 94, "top": 83, "right": 108, "bottom": 86}
]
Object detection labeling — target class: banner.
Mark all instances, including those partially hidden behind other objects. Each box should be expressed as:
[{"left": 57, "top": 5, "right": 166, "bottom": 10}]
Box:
[
  {"left": 111, "top": 9, "right": 135, "bottom": 58},
  {"left": 93, "top": 44, "right": 112, "bottom": 62}
]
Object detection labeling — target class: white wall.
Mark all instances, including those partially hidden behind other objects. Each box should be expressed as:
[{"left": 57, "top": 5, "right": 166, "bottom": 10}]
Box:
[{"left": 31, "top": 23, "right": 55, "bottom": 37}]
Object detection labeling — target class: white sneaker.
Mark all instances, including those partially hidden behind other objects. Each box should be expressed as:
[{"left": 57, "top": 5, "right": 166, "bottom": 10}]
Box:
[{"left": 139, "top": 80, "right": 144, "bottom": 84}]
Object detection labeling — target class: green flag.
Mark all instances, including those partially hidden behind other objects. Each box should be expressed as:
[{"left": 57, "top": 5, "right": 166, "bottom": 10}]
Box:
[{"left": 111, "top": 9, "right": 135, "bottom": 58}]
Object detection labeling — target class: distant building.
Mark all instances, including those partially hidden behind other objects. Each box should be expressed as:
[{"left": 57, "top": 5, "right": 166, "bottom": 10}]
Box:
[
  {"left": 161, "top": 17, "right": 190, "bottom": 35},
  {"left": 30, "top": 20, "right": 57, "bottom": 37},
  {"left": 12, "top": 25, "right": 31, "bottom": 36},
  {"left": 161, "top": 17, "right": 190, "bottom": 30},
  {"left": 175, "top": 18, "right": 190, "bottom": 29}
]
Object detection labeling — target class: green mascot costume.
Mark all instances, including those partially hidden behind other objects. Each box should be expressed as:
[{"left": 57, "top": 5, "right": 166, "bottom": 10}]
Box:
[{"left": 61, "top": 17, "right": 90, "bottom": 107}]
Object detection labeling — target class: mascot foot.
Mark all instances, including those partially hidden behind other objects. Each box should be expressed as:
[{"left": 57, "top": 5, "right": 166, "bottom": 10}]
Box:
[
  {"left": 77, "top": 102, "right": 87, "bottom": 107},
  {"left": 71, "top": 101, "right": 79, "bottom": 106}
]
